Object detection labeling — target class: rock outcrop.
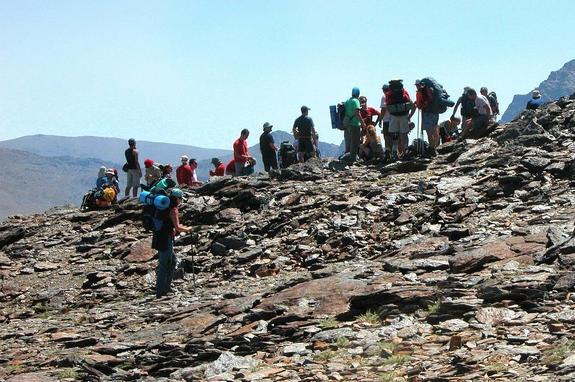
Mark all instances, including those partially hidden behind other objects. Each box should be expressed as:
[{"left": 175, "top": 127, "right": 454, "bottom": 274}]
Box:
[
  {"left": 1, "top": 96, "right": 575, "bottom": 381},
  {"left": 500, "top": 59, "right": 575, "bottom": 122}
]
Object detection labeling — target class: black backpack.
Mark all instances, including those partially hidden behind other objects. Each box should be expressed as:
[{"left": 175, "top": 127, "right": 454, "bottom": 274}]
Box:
[
  {"left": 420, "top": 77, "right": 455, "bottom": 114},
  {"left": 141, "top": 190, "right": 171, "bottom": 232},
  {"left": 488, "top": 92, "right": 499, "bottom": 114},
  {"left": 279, "top": 141, "right": 297, "bottom": 169}
]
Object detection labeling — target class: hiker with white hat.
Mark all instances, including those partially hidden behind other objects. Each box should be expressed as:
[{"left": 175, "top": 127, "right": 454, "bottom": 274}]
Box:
[{"left": 526, "top": 89, "right": 544, "bottom": 110}]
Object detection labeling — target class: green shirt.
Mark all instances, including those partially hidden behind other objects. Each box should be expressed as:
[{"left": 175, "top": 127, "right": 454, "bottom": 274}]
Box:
[{"left": 344, "top": 97, "right": 361, "bottom": 128}]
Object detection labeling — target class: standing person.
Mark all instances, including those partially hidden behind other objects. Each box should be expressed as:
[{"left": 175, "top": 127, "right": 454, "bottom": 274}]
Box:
[
  {"left": 358, "top": 96, "right": 381, "bottom": 137},
  {"left": 233, "top": 129, "right": 252, "bottom": 176},
  {"left": 413, "top": 80, "right": 440, "bottom": 152},
  {"left": 152, "top": 188, "right": 191, "bottom": 298},
  {"left": 176, "top": 155, "right": 193, "bottom": 187},
  {"left": 188, "top": 159, "right": 203, "bottom": 186},
  {"left": 375, "top": 84, "right": 392, "bottom": 159},
  {"left": 144, "top": 158, "right": 162, "bottom": 187},
  {"left": 460, "top": 88, "right": 492, "bottom": 139},
  {"left": 526, "top": 89, "right": 544, "bottom": 110},
  {"left": 259, "top": 122, "right": 278, "bottom": 171},
  {"left": 481, "top": 87, "right": 499, "bottom": 121},
  {"left": 124, "top": 138, "right": 142, "bottom": 197},
  {"left": 342, "top": 87, "right": 366, "bottom": 162},
  {"left": 387, "top": 79, "right": 415, "bottom": 158},
  {"left": 209, "top": 158, "right": 225, "bottom": 177},
  {"left": 292, "top": 106, "right": 317, "bottom": 163}
]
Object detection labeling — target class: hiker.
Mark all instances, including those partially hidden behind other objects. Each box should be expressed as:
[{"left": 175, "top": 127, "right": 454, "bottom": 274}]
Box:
[
  {"left": 152, "top": 188, "right": 191, "bottom": 298},
  {"left": 176, "top": 155, "right": 193, "bottom": 187},
  {"left": 124, "top": 138, "right": 142, "bottom": 198},
  {"left": 341, "top": 88, "right": 366, "bottom": 162},
  {"left": 233, "top": 129, "right": 252, "bottom": 176},
  {"left": 161, "top": 164, "right": 173, "bottom": 179},
  {"left": 188, "top": 159, "right": 203, "bottom": 186},
  {"left": 359, "top": 96, "right": 380, "bottom": 137},
  {"left": 452, "top": 87, "right": 476, "bottom": 130},
  {"left": 386, "top": 79, "right": 415, "bottom": 158},
  {"left": 144, "top": 158, "right": 162, "bottom": 186},
  {"left": 292, "top": 106, "right": 317, "bottom": 163},
  {"left": 359, "top": 125, "right": 384, "bottom": 161},
  {"left": 526, "top": 90, "right": 544, "bottom": 110},
  {"left": 95, "top": 169, "right": 119, "bottom": 208},
  {"left": 96, "top": 166, "right": 107, "bottom": 188},
  {"left": 481, "top": 87, "right": 499, "bottom": 120},
  {"left": 259, "top": 122, "right": 278, "bottom": 171},
  {"left": 375, "top": 84, "right": 392, "bottom": 158},
  {"left": 225, "top": 159, "right": 236, "bottom": 176},
  {"left": 209, "top": 158, "right": 225, "bottom": 176},
  {"left": 413, "top": 79, "right": 440, "bottom": 151},
  {"left": 438, "top": 117, "right": 461, "bottom": 144},
  {"left": 460, "top": 88, "right": 492, "bottom": 140}
]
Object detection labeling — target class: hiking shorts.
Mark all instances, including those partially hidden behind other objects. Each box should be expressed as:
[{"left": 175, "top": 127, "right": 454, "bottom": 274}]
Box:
[
  {"left": 298, "top": 138, "right": 315, "bottom": 154},
  {"left": 422, "top": 112, "right": 439, "bottom": 131},
  {"left": 389, "top": 115, "right": 410, "bottom": 134}
]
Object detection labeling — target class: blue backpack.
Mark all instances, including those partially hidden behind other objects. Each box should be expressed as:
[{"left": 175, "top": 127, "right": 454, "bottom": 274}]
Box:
[{"left": 420, "top": 77, "right": 455, "bottom": 114}]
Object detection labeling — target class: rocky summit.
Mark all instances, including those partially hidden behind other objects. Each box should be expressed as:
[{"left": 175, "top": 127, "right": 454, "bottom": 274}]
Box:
[{"left": 2, "top": 96, "right": 575, "bottom": 382}]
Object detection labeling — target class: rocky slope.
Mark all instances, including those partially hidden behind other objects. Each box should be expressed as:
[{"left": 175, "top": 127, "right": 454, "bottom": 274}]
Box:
[
  {"left": 500, "top": 59, "right": 575, "bottom": 123},
  {"left": 1, "top": 95, "right": 575, "bottom": 381}
]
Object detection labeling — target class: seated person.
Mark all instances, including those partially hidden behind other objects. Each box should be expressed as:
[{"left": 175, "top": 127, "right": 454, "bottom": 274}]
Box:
[
  {"left": 438, "top": 117, "right": 461, "bottom": 144},
  {"left": 144, "top": 158, "right": 162, "bottom": 186},
  {"left": 210, "top": 158, "right": 226, "bottom": 176},
  {"left": 225, "top": 159, "right": 236, "bottom": 176},
  {"left": 359, "top": 125, "right": 384, "bottom": 160}
]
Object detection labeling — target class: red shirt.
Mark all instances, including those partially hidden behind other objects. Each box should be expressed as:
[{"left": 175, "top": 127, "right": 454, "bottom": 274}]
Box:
[
  {"left": 210, "top": 163, "right": 225, "bottom": 176},
  {"left": 176, "top": 164, "right": 193, "bottom": 186},
  {"left": 359, "top": 106, "right": 380, "bottom": 125},
  {"left": 233, "top": 138, "right": 249, "bottom": 163},
  {"left": 225, "top": 160, "right": 236, "bottom": 175}
]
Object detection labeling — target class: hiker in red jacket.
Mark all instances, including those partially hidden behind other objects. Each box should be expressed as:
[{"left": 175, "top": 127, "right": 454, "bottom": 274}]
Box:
[
  {"left": 210, "top": 158, "right": 226, "bottom": 177},
  {"left": 176, "top": 155, "right": 193, "bottom": 187},
  {"left": 233, "top": 129, "right": 252, "bottom": 176}
]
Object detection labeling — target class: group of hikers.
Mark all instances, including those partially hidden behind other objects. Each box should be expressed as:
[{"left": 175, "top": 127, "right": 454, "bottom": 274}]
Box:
[{"left": 81, "top": 81, "right": 547, "bottom": 298}]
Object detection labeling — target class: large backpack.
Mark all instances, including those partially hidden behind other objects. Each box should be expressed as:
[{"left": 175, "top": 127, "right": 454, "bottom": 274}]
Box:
[
  {"left": 385, "top": 80, "right": 412, "bottom": 116},
  {"left": 488, "top": 91, "right": 499, "bottom": 114},
  {"left": 279, "top": 141, "right": 297, "bottom": 168},
  {"left": 420, "top": 77, "right": 455, "bottom": 114},
  {"left": 140, "top": 189, "right": 171, "bottom": 232}
]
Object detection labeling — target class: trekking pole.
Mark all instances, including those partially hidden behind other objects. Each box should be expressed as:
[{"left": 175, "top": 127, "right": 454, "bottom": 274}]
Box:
[{"left": 417, "top": 109, "right": 422, "bottom": 157}]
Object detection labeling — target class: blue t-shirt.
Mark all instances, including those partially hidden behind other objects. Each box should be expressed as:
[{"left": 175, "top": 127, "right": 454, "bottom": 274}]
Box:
[
  {"left": 526, "top": 98, "right": 543, "bottom": 110},
  {"left": 96, "top": 176, "right": 107, "bottom": 189}
]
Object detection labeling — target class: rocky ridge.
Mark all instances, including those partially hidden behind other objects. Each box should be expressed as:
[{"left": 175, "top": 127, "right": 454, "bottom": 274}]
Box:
[{"left": 1, "top": 94, "right": 575, "bottom": 381}]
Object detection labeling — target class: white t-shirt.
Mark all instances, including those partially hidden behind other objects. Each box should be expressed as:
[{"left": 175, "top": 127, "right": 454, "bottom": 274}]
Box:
[
  {"left": 475, "top": 95, "right": 492, "bottom": 116},
  {"left": 380, "top": 96, "right": 390, "bottom": 122}
]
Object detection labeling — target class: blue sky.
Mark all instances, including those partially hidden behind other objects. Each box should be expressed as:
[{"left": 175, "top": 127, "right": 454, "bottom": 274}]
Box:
[{"left": 0, "top": 0, "right": 573, "bottom": 149}]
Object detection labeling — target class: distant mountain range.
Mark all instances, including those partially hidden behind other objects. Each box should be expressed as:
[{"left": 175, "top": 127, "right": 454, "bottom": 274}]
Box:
[
  {"left": 0, "top": 133, "right": 342, "bottom": 219},
  {"left": 500, "top": 59, "right": 575, "bottom": 122}
]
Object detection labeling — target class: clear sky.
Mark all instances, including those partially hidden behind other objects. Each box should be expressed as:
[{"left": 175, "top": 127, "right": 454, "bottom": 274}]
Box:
[{"left": 0, "top": 0, "right": 573, "bottom": 149}]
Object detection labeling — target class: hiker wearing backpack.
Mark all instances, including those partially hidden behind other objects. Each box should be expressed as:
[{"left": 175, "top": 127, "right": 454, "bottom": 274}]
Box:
[
  {"left": 233, "top": 129, "right": 253, "bottom": 176},
  {"left": 375, "top": 84, "right": 392, "bottom": 159},
  {"left": 292, "top": 106, "right": 317, "bottom": 163},
  {"left": 124, "top": 138, "right": 142, "bottom": 198},
  {"left": 259, "top": 122, "right": 278, "bottom": 171},
  {"left": 413, "top": 80, "right": 440, "bottom": 151},
  {"left": 460, "top": 88, "right": 492, "bottom": 140},
  {"left": 452, "top": 87, "right": 477, "bottom": 131},
  {"left": 341, "top": 87, "right": 366, "bottom": 163},
  {"left": 144, "top": 159, "right": 162, "bottom": 187},
  {"left": 209, "top": 158, "right": 225, "bottom": 177},
  {"left": 385, "top": 80, "right": 414, "bottom": 158},
  {"left": 481, "top": 87, "right": 499, "bottom": 121},
  {"left": 152, "top": 188, "right": 191, "bottom": 298},
  {"left": 526, "top": 90, "right": 544, "bottom": 110}
]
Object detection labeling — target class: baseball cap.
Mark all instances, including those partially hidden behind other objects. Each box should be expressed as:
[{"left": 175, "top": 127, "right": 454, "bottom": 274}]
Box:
[
  {"left": 262, "top": 122, "right": 273, "bottom": 130},
  {"left": 301, "top": 105, "right": 311, "bottom": 112}
]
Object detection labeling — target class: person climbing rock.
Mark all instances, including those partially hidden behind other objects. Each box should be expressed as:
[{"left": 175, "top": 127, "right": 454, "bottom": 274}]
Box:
[
  {"left": 124, "top": 138, "right": 142, "bottom": 198},
  {"left": 152, "top": 188, "right": 191, "bottom": 298}
]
